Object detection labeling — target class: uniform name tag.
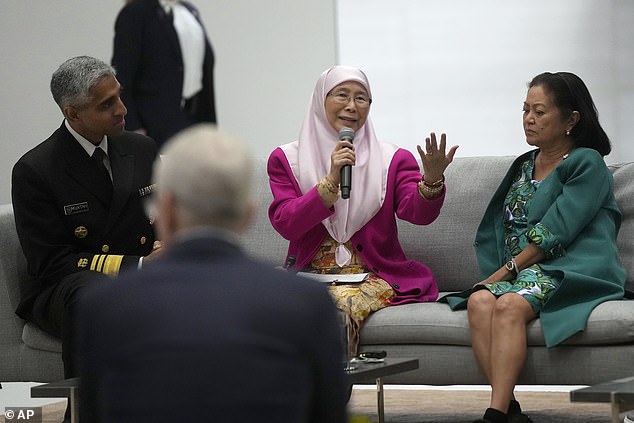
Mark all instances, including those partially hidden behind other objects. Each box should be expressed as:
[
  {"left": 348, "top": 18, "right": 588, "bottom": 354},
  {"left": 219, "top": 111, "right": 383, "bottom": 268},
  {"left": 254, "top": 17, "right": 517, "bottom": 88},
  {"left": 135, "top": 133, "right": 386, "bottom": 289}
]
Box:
[
  {"left": 64, "top": 202, "right": 89, "bottom": 216},
  {"left": 138, "top": 184, "right": 156, "bottom": 198}
]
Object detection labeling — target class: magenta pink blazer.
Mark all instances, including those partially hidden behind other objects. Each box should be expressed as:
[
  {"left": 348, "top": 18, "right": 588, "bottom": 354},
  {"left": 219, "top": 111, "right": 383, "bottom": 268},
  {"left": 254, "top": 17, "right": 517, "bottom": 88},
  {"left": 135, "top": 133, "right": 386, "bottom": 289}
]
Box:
[{"left": 268, "top": 147, "right": 444, "bottom": 304}]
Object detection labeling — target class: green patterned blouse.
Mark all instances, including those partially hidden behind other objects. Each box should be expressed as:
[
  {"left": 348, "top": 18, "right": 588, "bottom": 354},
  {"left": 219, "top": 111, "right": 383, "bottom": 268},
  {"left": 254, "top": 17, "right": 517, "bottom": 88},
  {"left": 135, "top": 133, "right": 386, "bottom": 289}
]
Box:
[{"left": 503, "top": 151, "right": 564, "bottom": 262}]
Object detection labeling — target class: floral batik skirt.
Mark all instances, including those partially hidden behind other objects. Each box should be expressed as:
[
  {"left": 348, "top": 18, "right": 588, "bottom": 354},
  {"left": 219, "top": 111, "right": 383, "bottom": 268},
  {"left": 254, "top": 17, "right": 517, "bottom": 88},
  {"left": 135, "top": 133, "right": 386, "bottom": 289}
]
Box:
[
  {"left": 305, "top": 237, "right": 394, "bottom": 357},
  {"left": 481, "top": 264, "right": 561, "bottom": 313}
]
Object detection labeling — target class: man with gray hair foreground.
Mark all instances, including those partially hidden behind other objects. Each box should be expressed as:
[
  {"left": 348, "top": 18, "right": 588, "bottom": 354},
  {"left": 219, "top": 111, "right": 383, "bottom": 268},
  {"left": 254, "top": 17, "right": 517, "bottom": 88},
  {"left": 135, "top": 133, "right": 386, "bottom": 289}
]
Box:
[{"left": 77, "top": 124, "right": 348, "bottom": 422}]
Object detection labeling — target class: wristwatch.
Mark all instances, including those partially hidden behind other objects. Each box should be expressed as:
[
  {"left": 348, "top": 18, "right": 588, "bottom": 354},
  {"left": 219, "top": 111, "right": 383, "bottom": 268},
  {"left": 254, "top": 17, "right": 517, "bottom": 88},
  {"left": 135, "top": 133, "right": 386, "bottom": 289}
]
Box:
[{"left": 505, "top": 259, "right": 518, "bottom": 277}]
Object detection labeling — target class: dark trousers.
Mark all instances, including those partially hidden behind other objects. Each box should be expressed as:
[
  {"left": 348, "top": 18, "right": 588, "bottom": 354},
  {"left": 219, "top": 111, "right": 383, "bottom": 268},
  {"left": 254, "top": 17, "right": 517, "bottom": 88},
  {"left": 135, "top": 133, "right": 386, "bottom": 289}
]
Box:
[{"left": 30, "top": 271, "right": 109, "bottom": 378}]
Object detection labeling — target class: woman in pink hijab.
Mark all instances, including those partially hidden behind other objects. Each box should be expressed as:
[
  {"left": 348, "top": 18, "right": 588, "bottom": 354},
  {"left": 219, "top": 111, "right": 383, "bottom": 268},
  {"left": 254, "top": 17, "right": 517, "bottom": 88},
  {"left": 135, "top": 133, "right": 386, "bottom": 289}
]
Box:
[{"left": 268, "top": 66, "right": 458, "bottom": 355}]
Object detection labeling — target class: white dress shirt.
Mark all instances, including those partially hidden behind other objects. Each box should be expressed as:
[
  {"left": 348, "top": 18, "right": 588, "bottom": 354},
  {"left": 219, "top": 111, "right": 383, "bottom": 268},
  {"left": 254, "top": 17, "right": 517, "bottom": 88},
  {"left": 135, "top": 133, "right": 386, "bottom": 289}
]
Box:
[{"left": 160, "top": 0, "right": 205, "bottom": 100}]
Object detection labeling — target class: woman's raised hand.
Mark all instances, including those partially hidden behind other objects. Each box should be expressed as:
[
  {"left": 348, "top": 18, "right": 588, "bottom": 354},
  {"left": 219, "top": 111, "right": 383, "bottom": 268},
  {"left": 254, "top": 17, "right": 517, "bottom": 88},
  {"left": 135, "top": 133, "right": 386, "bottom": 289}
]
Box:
[{"left": 416, "top": 133, "right": 458, "bottom": 183}]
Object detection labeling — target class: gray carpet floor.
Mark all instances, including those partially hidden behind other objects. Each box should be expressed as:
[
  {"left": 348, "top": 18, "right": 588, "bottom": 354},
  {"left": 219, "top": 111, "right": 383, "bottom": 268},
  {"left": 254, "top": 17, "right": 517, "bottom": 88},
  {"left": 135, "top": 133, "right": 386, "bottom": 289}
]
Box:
[{"left": 348, "top": 388, "right": 616, "bottom": 423}]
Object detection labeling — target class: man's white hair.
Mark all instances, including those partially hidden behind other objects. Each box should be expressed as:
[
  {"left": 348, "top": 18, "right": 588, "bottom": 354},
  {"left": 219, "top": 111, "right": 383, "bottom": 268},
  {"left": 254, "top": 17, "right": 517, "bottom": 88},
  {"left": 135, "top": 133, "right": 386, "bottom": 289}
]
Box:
[{"left": 153, "top": 124, "right": 254, "bottom": 229}]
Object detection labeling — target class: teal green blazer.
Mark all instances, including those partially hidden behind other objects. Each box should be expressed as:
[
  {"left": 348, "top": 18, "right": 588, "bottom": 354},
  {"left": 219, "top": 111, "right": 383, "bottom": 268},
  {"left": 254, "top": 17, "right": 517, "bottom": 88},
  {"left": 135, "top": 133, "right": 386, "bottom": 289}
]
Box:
[{"left": 447, "top": 148, "right": 626, "bottom": 347}]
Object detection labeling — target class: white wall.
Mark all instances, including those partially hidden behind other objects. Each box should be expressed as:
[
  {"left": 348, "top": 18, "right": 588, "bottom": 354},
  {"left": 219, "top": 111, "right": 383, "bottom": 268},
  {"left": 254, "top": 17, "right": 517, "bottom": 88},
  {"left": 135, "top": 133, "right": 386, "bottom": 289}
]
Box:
[
  {"left": 0, "top": 0, "right": 337, "bottom": 204},
  {"left": 336, "top": 0, "right": 634, "bottom": 164}
]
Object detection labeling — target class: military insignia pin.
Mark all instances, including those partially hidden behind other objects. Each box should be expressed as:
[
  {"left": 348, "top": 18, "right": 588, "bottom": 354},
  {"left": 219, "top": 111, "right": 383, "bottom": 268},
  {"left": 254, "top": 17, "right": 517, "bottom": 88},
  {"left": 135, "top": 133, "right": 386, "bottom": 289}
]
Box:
[{"left": 74, "top": 226, "right": 88, "bottom": 239}]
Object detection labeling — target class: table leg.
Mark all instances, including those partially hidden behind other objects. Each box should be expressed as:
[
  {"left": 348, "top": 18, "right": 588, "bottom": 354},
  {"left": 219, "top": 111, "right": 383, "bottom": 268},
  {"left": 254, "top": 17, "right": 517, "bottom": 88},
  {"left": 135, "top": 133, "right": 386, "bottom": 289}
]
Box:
[
  {"left": 69, "top": 388, "right": 79, "bottom": 423},
  {"left": 610, "top": 393, "right": 634, "bottom": 423},
  {"left": 376, "top": 377, "right": 384, "bottom": 423},
  {"left": 610, "top": 401, "right": 620, "bottom": 423}
]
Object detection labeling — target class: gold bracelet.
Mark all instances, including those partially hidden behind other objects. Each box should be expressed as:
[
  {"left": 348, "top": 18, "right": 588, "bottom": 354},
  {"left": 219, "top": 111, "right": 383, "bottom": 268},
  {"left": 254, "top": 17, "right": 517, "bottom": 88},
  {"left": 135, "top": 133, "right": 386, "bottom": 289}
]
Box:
[
  {"left": 422, "top": 175, "right": 445, "bottom": 188},
  {"left": 418, "top": 180, "right": 444, "bottom": 199},
  {"left": 317, "top": 177, "right": 340, "bottom": 205},
  {"left": 321, "top": 176, "right": 339, "bottom": 194}
]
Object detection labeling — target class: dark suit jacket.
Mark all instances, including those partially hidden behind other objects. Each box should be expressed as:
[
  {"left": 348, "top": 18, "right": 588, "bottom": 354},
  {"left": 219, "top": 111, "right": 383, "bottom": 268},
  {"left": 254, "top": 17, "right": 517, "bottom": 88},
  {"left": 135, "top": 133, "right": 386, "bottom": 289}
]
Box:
[
  {"left": 77, "top": 234, "right": 348, "bottom": 423},
  {"left": 11, "top": 123, "right": 157, "bottom": 319},
  {"left": 112, "top": 0, "right": 217, "bottom": 147}
]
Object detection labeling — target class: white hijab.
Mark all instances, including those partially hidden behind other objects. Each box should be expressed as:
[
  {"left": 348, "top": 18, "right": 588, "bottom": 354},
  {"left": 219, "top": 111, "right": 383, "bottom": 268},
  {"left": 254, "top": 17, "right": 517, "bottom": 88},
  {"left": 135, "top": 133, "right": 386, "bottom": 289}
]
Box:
[{"left": 280, "top": 66, "right": 397, "bottom": 266}]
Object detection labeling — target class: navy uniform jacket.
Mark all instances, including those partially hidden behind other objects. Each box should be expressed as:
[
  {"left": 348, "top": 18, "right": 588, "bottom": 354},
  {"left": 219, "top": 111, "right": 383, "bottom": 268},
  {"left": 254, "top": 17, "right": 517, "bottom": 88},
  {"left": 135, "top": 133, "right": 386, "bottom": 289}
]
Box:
[
  {"left": 11, "top": 122, "right": 157, "bottom": 319},
  {"left": 77, "top": 234, "right": 348, "bottom": 423},
  {"left": 112, "top": 0, "right": 217, "bottom": 147}
]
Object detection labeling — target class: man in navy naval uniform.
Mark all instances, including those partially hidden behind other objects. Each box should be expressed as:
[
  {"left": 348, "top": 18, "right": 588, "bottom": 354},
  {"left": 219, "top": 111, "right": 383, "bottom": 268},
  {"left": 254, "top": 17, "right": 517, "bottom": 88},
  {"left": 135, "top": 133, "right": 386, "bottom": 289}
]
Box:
[{"left": 11, "top": 56, "right": 162, "bottom": 379}]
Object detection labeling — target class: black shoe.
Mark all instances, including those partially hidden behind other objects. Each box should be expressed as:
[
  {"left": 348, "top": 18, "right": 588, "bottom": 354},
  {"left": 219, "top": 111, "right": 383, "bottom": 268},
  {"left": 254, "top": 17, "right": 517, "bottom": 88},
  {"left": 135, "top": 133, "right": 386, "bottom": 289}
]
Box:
[
  {"left": 473, "top": 408, "right": 508, "bottom": 423},
  {"left": 508, "top": 399, "right": 522, "bottom": 415},
  {"left": 507, "top": 399, "right": 534, "bottom": 423},
  {"left": 508, "top": 413, "right": 534, "bottom": 423}
]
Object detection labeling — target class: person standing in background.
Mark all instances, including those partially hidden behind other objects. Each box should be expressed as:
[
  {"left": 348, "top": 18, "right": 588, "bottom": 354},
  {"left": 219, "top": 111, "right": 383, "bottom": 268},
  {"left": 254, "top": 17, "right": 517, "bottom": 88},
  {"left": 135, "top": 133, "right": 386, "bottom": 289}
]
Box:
[{"left": 112, "top": 0, "right": 217, "bottom": 148}]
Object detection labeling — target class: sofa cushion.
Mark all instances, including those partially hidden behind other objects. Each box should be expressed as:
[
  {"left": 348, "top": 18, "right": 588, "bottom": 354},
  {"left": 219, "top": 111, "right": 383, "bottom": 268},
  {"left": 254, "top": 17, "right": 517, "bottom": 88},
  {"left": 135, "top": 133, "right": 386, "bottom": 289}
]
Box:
[
  {"left": 240, "top": 159, "right": 288, "bottom": 266},
  {"left": 242, "top": 157, "right": 634, "bottom": 292},
  {"left": 22, "top": 322, "right": 62, "bottom": 353},
  {"left": 360, "top": 295, "right": 634, "bottom": 347},
  {"left": 0, "top": 204, "right": 28, "bottom": 318},
  {"left": 0, "top": 204, "right": 64, "bottom": 355},
  {"left": 397, "top": 156, "right": 517, "bottom": 292},
  {"left": 611, "top": 161, "right": 634, "bottom": 292},
  {"left": 397, "top": 158, "right": 634, "bottom": 293}
]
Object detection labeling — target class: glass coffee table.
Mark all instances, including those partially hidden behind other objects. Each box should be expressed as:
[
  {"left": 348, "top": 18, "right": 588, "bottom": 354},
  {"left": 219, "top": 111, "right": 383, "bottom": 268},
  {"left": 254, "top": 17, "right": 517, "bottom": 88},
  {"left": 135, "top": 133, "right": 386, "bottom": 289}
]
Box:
[
  {"left": 346, "top": 357, "right": 419, "bottom": 423},
  {"left": 570, "top": 375, "right": 634, "bottom": 423}
]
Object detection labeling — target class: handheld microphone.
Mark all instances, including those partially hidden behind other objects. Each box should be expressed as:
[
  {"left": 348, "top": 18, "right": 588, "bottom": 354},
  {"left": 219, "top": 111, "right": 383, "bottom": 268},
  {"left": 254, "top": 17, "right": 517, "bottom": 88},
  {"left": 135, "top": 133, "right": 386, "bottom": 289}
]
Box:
[
  {"left": 338, "top": 127, "right": 355, "bottom": 199},
  {"left": 283, "top": 255, "right": 296, "bottom": 271}
]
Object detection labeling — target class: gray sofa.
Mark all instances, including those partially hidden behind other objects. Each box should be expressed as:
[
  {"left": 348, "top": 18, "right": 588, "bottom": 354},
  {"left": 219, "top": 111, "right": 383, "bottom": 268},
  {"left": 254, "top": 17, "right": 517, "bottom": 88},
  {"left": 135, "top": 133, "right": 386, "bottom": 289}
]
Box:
[{"left": 1, "top": 156, "right": 632, "bottom": 385}]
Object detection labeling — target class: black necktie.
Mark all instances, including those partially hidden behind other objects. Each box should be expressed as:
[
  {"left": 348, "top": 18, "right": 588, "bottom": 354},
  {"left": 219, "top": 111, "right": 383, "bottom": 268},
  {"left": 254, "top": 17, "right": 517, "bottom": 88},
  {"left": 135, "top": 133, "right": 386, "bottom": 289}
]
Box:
[{"left": 92, "top": 148, "right": 113, "bottom": 203}]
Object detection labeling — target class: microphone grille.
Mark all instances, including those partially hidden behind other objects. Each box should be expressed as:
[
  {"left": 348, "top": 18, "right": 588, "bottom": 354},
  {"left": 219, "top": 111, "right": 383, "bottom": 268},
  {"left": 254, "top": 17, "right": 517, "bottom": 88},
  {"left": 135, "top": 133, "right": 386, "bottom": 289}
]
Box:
[{"left": 338, "top": 127, "right": 355, "bottom": 141}]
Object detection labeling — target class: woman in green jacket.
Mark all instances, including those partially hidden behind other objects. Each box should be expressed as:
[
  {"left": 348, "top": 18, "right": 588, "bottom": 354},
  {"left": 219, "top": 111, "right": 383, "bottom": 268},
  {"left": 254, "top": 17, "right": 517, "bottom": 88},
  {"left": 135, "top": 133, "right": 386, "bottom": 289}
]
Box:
[{"left": 459, "top": 72, "right": 627, "bottom": 423}]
